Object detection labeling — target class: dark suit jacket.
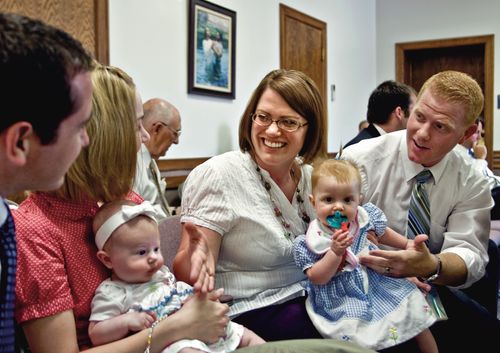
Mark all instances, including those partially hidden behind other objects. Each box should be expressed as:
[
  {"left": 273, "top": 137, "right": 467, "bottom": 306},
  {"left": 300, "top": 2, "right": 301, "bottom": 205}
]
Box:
[{"left": 343, "top": 124, "right": 381, "bottom": 149}]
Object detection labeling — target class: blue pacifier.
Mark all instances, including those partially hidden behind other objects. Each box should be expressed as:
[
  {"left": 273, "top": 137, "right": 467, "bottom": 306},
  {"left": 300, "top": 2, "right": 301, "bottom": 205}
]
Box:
[{"left": 326, "top": 211, "right": 348, "bottom": 230}]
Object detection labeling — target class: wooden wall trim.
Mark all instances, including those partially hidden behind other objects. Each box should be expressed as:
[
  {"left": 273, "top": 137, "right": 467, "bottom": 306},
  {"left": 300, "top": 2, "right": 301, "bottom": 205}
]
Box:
[
  {"left": 94, "top": 0, "right": 109, "bottom": 64},
  {"left": 492, "top": 151, "right": 500, "bottom": 171},
  {"left": 157, "top": 157, "right": 209, "bottom": 189},
  {"left": 155, "top": 150, "right": 500, "bottom": 188}
]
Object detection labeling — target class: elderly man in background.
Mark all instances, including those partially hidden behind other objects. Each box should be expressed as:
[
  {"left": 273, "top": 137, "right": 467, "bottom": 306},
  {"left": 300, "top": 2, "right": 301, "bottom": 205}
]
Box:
[{"left": 133, "top": 98, "right": 182, "bottom": 220}]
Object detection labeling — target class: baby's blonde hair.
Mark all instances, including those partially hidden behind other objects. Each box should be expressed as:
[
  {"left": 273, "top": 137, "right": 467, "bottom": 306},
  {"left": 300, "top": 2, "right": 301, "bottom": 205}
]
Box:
[{"left": 311, "top": 158, "right": 362, "bottom": 193}]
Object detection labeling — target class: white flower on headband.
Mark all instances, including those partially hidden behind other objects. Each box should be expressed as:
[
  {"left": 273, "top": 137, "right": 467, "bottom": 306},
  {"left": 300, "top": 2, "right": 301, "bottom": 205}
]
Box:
[{"left": 95, "top": 201, "right": 159, "bottom": 250}]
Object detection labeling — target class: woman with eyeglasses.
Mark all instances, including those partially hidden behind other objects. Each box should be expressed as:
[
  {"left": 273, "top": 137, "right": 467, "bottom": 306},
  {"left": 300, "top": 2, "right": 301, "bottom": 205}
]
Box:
[{"left": 173, "top": 69, "right": 327, "bottom": 341}]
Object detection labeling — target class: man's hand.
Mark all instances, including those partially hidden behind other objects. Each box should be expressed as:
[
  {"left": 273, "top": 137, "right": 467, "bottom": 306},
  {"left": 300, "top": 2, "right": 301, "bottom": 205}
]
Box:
[
  {"left": 359, "top": 234, "right": 433, "bottom": 277},
  {"left": 406, "top": 276, "right": 431, "bottom": 293}
]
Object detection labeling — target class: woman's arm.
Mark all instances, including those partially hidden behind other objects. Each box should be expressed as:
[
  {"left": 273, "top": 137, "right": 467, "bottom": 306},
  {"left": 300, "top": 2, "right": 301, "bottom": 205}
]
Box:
[
  {"left": 172, "top": 223, "right": 222, "bottom": 293},
  {"left": 23, "top": 294, "right": 229, "bottom": 353}
]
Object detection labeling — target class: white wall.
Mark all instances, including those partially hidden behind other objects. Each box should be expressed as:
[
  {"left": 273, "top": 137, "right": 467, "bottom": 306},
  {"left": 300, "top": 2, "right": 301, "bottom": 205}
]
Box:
[
  {"left": 376, "top": 0, "right": 500, "bottom": 149},
  {"left": 109, "top": 0, "right": 376, "bottom": 158}
]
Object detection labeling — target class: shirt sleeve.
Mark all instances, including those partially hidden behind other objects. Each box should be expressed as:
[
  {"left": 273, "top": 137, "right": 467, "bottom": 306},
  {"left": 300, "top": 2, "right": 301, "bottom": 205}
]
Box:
[
  {"left": 293, "top": 235, "right": 322, "bottom": 272},
  {"left": 362, "top": 202, "right": 387, "bottom": 237},
  {"left": 14, "top": 213, "right": 74, "bottom": 323},
  {"left": 181, "top": 160, "right": 237, "bottom": 235},
  {"left": 441, "top": 175, "right": 492, "bottom": 289},
  {"left": 89, "top": 282, "right": 126, "bottom": 322},
  {"left": 341, "top": 149, "right": 371, "bottom": 203}
]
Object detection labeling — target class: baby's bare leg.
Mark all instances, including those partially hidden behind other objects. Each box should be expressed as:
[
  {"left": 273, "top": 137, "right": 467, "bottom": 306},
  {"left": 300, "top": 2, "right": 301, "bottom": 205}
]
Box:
[
  {"left": 178, "top": 348, "right": 204, "bottom": 353},
  {"left": 414, "top": 328, "right": 438, "bottom": 353},
  {"left": 238, "top": 327, "right": 266, "bottom": 347}
]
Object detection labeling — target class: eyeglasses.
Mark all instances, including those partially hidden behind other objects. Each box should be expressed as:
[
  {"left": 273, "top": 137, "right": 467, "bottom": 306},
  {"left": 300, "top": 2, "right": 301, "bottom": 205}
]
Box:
[
  {"left": 251, "top": 113, "right": 308, "bottom": 132},
  {"left": 157, "top": 122, "right": 181, "bottom": 138}
]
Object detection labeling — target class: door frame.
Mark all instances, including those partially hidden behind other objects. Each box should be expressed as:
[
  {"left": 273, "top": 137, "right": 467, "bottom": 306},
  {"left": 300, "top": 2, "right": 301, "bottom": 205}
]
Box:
[
  {"left": 280, "top": 4, "right": 328, "bottom": 154},
  {"left": 94, "top": 0, "right": 109, "bottom": 64},
  {"left": 396, "top": 35, "right": 494, "bottom": 166}
]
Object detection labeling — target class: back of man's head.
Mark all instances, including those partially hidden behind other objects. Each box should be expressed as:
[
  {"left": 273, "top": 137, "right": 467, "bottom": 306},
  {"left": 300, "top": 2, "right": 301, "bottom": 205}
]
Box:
[
  {"left": 0, "top": 13, "right": 93, "bottom": 144},
  {"left": 142, "top": 98, "right": 181, "bottom": 159},
  {"left": 366, "top": 80, "right": 415, "bottom": 125},
  {"left": 143, "top": 98, "right": 179, "bottom": 129}
]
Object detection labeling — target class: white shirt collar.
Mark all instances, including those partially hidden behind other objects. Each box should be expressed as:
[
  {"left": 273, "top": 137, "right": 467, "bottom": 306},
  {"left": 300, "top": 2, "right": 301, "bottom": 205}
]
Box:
[
  {"left": 0, "top": 198, "right": 8, "bottom": 226},
  {"left": 372, "top": 123, "right": 387, "bottom": 135}
]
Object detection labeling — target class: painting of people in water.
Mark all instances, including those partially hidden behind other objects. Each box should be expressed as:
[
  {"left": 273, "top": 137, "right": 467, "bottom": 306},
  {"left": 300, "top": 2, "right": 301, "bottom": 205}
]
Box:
[{"left": 188, "top": 0, "right": 236, "bottom": 98}]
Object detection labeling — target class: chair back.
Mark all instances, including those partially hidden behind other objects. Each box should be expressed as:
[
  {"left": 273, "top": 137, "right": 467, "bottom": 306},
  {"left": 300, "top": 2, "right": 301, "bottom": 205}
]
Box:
[{"left": 158, "top": 215, "right": 182, "bottom": 270}]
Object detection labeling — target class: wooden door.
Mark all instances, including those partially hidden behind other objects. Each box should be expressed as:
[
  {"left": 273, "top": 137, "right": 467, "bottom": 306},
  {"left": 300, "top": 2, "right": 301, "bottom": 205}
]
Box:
[
  {"left": 280, "top": 4, "right": 327, "bottom": 154},
  {"left": 0, "top": 0, "right": 109, "bottom": 64},
  {"left": 396, "top": 35, "right": 494, "bottom": 167}
]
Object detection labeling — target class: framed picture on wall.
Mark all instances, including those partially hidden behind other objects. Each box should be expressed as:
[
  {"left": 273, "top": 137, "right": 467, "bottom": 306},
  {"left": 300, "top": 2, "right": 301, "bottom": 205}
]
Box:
[{"left": 188, "top": 0, "right": 236, "bottom": 99}]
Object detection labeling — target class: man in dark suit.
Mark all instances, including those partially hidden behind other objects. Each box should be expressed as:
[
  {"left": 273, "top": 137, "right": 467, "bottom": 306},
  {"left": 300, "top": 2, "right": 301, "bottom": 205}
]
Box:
[{"left": 344, "top": 80, "right": 416, "bottom": 149}]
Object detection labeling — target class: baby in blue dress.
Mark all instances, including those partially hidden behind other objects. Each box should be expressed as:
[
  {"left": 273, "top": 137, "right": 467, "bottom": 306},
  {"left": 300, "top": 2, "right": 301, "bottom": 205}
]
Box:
[{"left": 293, "top": 159, "right": 437, "bottom": 352}]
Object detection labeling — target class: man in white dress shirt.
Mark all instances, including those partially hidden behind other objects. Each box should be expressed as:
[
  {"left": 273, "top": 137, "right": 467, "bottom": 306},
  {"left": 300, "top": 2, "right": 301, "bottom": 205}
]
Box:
[
  {"left": 133, "top": 98, "right": 182, "bottom": 220},
  {"left": 342, "top": 71, "right": 499, "bottom": 353}
]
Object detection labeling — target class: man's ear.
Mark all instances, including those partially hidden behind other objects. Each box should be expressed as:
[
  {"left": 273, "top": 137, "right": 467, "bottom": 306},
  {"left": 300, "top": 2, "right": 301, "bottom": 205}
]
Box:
[
  {"left": 459, "top": 124, "right": 478, "bottom": 144},
  {"left": 2, "top": 122, "right": 33, "bottom": 167},
  {"left": 393, "top": 106, "right": 406, "bottom": 122},
  {"left": 153, "top": 122, "right": 163, "bottom": 134},
  {"left": 96, "top": 250, "right": 113, "bottom": 269}
]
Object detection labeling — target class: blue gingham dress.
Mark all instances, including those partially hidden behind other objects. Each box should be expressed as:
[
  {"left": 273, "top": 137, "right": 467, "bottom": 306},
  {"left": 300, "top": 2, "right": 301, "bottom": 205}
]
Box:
[{"left": 293, "top": 203, "right": 436, "bottom": 350}]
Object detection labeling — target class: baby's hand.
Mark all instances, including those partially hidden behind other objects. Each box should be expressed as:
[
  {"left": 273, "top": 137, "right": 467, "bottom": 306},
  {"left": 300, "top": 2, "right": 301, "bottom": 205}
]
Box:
[
  {"left": 330, "top": 229, "right": 353, "bottom": 256},
  {"left": 126, "top": 311, "right": 157, "bottom": 332},
  {"left": 405, "top": 238, "right": 416, "bottom": 250},
  {"left": 406, "top": 276, "right": 431, "bottom": 293},
  {"left": 366, "top": 230, "right": 378, "bottom": 245}
]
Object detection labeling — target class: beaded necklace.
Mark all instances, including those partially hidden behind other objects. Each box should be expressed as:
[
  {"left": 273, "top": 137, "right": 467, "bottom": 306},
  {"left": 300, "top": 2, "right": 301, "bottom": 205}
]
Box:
[{"left": 255, "top": 163, "right": 311, "bottom": 240}]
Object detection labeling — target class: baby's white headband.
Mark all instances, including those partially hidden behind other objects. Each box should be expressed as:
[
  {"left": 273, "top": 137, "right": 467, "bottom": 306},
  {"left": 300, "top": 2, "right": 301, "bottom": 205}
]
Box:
[{"left": 95, "top": 201, "right": 159, "bottom": 250}]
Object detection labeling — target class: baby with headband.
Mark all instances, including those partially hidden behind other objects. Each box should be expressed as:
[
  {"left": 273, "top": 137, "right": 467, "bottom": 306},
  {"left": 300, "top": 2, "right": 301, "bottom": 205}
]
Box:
[
  {"left": 89, "top": 200, "right": 264, "bottom": 352},
  {"left": 293, "top": 159, "right": 438, "bottom": 352}
]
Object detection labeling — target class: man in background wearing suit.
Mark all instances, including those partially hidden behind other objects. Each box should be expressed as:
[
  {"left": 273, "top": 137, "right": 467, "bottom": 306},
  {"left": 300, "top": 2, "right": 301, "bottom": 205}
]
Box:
[
  {"left": 344, "top": 80, "right": 416, "bottom": 149},
  {"left": 133, "top": 98, "right": 182, "bottom": 220}
]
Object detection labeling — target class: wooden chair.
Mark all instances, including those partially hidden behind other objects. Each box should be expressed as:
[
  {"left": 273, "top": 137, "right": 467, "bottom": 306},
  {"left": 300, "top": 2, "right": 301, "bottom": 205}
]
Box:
[{"left": 158, "top": 215, "right": 182, "bottom": 270}]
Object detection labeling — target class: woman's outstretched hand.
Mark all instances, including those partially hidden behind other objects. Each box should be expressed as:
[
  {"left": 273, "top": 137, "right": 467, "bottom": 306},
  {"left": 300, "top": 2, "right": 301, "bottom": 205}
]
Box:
[{"left": 184, "top": 222, "right": 215, "bottom": 293}]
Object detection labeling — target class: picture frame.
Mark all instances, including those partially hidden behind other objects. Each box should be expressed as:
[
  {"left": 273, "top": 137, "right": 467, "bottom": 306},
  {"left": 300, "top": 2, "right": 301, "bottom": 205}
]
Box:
[{"left": 188, "top": 0, "right": 236, "bottom": 99}]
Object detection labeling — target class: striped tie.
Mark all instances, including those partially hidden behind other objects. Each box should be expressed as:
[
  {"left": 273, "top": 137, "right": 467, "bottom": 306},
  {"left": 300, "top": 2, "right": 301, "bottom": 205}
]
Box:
[
  {"left": 0, "top": 202, "right": 16, "bottom": 353},
  {"left": 407, "top": 170, "right": 432, "bottom": 239}
]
